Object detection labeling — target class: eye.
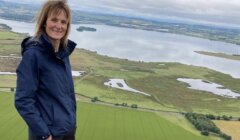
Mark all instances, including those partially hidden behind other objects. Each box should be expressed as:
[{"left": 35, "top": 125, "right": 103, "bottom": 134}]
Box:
[
  {"left": 61, "top": 20, "right": 67, "bottom": 25},
  {"left": 51, "top": 18, "right": 58, "bottom": 22}
]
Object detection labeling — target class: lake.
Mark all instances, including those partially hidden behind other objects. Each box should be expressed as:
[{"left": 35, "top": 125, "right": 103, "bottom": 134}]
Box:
[
  {"left": 0, "top": 18, "right": 240, "bottom": 78},
  {"left": 104, "top": 79, "right": 151, "bottom": 96},
  {"left": 177, "top": 78, "right": 240, "bottom": 99}
]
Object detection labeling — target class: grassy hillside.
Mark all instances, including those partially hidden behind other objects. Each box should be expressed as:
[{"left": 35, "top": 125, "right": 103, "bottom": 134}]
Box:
[
  {"left": 0, "top": 92, "right": 211, "bottom": 140},
  {"left": 70, "top": 49, "right": 240, "bottom": 116},
  {"left": 0, "top": 25, "right": 24, "bottom": 72},
  {"left": 0, "top": 26, "right": 240, "bottom": 116}
]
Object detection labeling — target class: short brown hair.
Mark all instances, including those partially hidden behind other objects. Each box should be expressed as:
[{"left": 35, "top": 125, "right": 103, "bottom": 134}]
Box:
[{"left": 35, "top": 0, "right": 71, "bottom": 48}]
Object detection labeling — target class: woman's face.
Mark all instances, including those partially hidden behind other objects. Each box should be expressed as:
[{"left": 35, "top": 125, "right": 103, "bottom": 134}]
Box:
[{"left": 45, "top": 10, "right": 68, "bottom": 42}]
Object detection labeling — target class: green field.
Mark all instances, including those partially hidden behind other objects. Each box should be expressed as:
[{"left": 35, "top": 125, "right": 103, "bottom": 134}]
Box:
[{"left": 0, "top": 93, "right": 211, "bottom": 140}]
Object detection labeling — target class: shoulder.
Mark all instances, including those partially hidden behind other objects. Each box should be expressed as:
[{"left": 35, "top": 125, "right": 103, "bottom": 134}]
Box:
[{"left": 21, "top": 37, "right": 44, "bottom": 57}]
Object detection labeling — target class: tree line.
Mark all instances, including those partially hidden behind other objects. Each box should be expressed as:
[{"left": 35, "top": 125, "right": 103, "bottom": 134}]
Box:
[{"left": 185, "top": 113, "right": 232, "bottom": 140}]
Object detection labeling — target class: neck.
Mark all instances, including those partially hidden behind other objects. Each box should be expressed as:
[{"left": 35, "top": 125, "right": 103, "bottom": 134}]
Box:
[{"left": 50, "top": 39, "right": 60, "bottom": 52}]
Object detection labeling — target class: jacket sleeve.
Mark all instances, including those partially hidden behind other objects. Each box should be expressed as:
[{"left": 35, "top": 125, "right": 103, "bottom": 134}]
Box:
[{"left": 14, "top": 49, "right": 50, "bottom": 137}]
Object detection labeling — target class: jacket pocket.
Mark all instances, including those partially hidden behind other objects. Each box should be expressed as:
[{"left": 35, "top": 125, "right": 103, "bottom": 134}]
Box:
[
  {"left": 40, "top": 104, "right": 53, "bottom": 125},
  {"left": 52, "top": 102, "right": 73, "bottom": 127}
]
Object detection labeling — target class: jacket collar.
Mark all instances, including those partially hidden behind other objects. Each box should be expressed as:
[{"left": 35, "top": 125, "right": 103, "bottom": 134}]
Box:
[
  {"left": 21, "top": 34, "right": 77, "bottom": 59},
  {"left": 40, "top": 34, "right": 77, "bottom": 59}
]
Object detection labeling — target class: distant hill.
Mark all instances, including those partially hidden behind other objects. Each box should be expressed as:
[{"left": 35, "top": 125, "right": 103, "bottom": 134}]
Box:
[{"left": 1, "top": 0, "right": 240, "bottom": 46}]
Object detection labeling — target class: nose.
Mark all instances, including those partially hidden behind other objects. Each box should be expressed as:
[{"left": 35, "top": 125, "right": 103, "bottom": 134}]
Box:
[{"left": 55, "top": 21, "right": 62, "bottom": 29}]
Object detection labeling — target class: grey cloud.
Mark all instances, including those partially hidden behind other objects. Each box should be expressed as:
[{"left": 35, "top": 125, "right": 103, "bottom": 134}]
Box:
[
  {"left": 69, "top": 0, "right": 240, "bottom": 25},
  {"left": 4, "top": 0, "right": 240, "bottom": 26}
]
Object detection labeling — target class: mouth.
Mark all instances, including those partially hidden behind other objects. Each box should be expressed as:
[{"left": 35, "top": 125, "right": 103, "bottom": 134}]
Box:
[{"left": 52, "top": 30, "right": 62, "bottom": 33}]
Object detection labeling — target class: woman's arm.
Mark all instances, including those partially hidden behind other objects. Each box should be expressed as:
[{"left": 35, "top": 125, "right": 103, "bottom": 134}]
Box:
[{"left": 14, "top": 49, "right": 50, "bottom": 138}]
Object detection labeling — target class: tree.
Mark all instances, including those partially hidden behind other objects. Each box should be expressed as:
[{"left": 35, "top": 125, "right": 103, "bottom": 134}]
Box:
[
  {"left": 122, "top": 103, "right": 128, "bottom": 107},
  {"left": 131, "top": 104, "right": 138, "bottom": 108},
  {"left": 10, "top": 88, "right": 14, "bottom": 92},
  {"left": 91, "top": 97, "right": 99, "bottom": 102},
  {"left": 201, "top": 130, "right": 209, "bottom": 136},
  {"left": 222, "top": 115, "right": 230, "bottom": 121},
  {"left": 206, "top": 114, "right": 216, "bottom": 120},
  {"left": 220, "top": 133, "right": 232, "bottom": 140}
]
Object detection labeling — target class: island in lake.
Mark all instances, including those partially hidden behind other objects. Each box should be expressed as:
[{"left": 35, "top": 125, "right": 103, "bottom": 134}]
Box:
[{"left": 76, "top": 26, "right": 97, "bottom": 32}]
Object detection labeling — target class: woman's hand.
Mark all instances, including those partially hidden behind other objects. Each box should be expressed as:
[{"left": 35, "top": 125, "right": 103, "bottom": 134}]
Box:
[{"left": 46, "top": 135, "right": 52, "bottom": 140}]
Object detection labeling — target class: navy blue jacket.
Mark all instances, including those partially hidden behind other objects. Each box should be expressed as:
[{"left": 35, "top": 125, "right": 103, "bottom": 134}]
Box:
[{"left": 15, "top": 34, "right": 77, "bottom": 138}]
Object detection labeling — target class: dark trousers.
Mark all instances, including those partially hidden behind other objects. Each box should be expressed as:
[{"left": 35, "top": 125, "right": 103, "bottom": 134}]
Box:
[{"left": 28, "top": 128, "right": 76, "bottom": 140}]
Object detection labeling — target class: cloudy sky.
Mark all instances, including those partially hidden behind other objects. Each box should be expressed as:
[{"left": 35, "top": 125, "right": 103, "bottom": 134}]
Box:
[{"left": 3, "top": 0, "right": 240, "bottom": 27}]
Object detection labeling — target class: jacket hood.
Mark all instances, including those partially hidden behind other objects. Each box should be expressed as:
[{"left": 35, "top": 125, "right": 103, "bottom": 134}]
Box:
[{"left": 21, "top": 34, "right": 77, "bottom": 59}]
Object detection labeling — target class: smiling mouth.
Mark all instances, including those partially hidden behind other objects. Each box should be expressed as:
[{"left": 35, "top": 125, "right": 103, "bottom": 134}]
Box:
[
  {"left": 52, "top": 30, "right": 62, "bottom": 33},
  {"left": 51, "top": 28, "right": 63, "bottom": 33}
]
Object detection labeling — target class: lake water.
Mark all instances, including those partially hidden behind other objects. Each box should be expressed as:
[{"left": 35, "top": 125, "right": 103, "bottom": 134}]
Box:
[
  {"left": 104, "top": 79, "right": 151, "bottom": 96},
  {"left": 0, "top": 18, "right": 240, "bottom": 78},
  {"left": 177, "top": 78, "right": 240, "bottom": 98}
]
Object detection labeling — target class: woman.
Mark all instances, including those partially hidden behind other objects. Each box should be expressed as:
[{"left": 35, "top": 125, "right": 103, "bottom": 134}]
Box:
[{"left": 15, "top": 1, "right": 77, "bottom": 140}]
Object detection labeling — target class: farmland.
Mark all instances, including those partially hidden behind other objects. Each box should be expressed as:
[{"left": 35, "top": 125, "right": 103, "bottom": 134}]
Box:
[
  {"left": 214, "top": 120, "right": 240, "bottom": 140},
  {"left": 0, "top": 92, "right": 211, "bottom": 140}
]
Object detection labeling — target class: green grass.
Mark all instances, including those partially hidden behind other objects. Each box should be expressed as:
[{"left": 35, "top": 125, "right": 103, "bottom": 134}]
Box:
[
  {"left": 128, "top": 75, "right": 240, "bottom": 114},
  {"left": 0, "top": 44, "right": 21, "bottom": 55},
  {"left": 0, "top": 31, "right": 24, "bottom": 40},
  {"left": 0, "top": 93, "right": 212, "bottom": 140},
  {"left": 0, "top": 29, "right": 25, "bottom": 56},
  {"left": 156, "top": 112, "right": 222, "bottom": 140},
  {"left": 0, "top": 75, "right": 16, "bottom": 87},
  {"left": 74, "top": 74, "right": 172, "bottom": 111},
  {"left": 0, "top": 92, "right": 27, "bottom": 139}
]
